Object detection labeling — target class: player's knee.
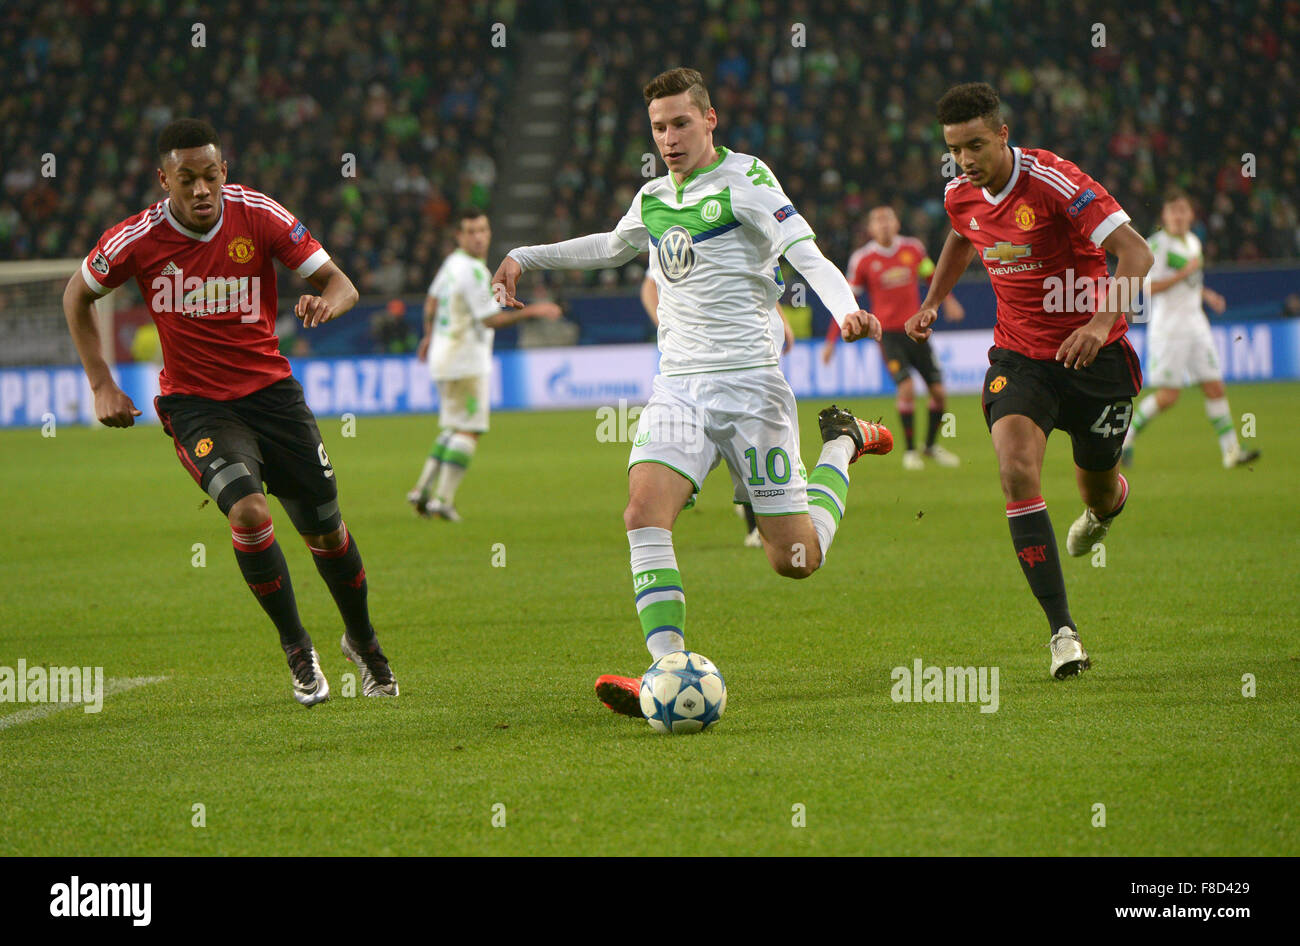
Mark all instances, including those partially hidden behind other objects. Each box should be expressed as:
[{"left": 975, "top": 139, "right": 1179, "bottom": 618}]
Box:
[
  {"left": 624, "top": 496, "right": 662, "bottom": 531},
  {"left": 1157, "top": 388, "right": 1180, "bottom": 409},
  {"left": 228, "top": 493, "right": 270, "bottom": 530},
  {"left": 768, "top": 540, "right": 821, "bottom": 579},
  {"left": 304, "top": 522, "right": 347, "bottom": 551},
  {"left": 998, "top": 457, "right": 1040, "bottom": 500}
]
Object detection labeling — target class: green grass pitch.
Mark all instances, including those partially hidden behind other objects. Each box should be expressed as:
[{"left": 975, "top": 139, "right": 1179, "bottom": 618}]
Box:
[{"left": 1, "top": 382, "right": 1295, "bottom": 856}]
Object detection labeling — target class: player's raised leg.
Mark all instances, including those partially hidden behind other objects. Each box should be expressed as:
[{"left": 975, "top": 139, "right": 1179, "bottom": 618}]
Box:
[
  {"left": 754, "top": 405, "right": 892, "bottom": 578},
  {"left": 595, "top": 459, "right": 696, "bottom": 717}
]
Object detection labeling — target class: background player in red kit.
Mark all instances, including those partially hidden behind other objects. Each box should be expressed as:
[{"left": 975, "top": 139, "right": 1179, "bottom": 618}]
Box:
[
  {"left": 823, "top": 205, "right": 965, "bottom": 469},
  {"left": 62, "top": 119, "right": 397, "bottom": 706},
  {"left": 907, "top": 84, "right": 1154, "bottom": 678}
]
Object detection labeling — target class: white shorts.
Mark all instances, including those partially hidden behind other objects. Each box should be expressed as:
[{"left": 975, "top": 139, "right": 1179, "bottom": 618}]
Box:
[
  {"left": 627, "top": 366, "right": 809, "bottom": 516},
  {"left": 436, "top": 375, "right": 490, "bottom": 432},
  {"left": 1147, "top": 330, "right": 1223, "bottom": 388}
]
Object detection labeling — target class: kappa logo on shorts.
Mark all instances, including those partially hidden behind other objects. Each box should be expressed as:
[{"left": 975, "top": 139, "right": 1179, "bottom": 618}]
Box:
[
  {"left": 194, "top": 438, "right": 213, "bottom": 458},
  {"left": 988, "top": 376, "right": 1007, "bottom": 393}
]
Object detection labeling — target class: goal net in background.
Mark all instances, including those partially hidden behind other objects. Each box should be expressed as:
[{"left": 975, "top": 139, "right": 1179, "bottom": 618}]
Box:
[{"left": 0, "top": 259, "right": 114, "bottom": 369}]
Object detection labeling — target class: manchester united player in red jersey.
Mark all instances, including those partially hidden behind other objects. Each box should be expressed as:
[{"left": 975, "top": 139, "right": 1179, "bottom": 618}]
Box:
[
  {"left": 906, "top": 84, "right": 1154, "bottom": 678},
  {"left": 823, "top": 205, "right": 965, "bottom": 469},
  {"left": 61, "top": 119, "right": 398, "bottom": 706}
]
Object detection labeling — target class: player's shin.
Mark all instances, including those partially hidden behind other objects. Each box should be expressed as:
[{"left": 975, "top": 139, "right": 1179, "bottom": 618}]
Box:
[
  {"left": 1204, "top": 396, "right": 1239, "bottom": 458},
  {"left": 433, "top": 432, "right": 477, "bottom": 505},
  {"left": 1006, "top": 497, "right": 1076, "bottom": 635},
  {"left": 413, "top": 430, "right": 452, "bottom": 496},
  {"left": 806, "top": 438, "right": 852, "bottom": 560},
  {"left": 232, "top": 519, "right": 308, "bottom": 647},
  {"left": 308, "top": 522, "right": 375, "bottom": 645},
  {"left": 629, "top": 526, "right": 685, "bottom": 659}
]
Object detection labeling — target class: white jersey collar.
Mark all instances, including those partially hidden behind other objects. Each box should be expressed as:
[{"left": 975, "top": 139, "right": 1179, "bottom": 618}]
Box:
[{"left": 164, "top": 194, "right": 225, "bottom": 242}]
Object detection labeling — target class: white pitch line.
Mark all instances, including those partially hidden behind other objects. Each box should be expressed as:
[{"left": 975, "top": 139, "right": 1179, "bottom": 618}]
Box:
[{"left": 0, "top": 675, "right": 168, "bottom": 730}]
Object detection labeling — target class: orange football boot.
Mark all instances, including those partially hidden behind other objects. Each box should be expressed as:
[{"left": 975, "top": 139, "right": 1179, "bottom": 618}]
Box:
[{"left": 594, "top": 674, "right": 643, "bottom": 717}]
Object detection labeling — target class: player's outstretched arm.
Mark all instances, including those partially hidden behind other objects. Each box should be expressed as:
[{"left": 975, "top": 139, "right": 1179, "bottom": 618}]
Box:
[
  {"left": 62, "top": 274, "right": 141, "bottom": 428},
  {"left": 296, "top": 260, "right": 359, "bottom": 328},
  {"left": 483, "top": 300, "right": 562, "bottom": 329},
  {"left": 907, "top": 230, "right": 975, "bottom": 341},
  {"left": 492, "top": 232, "right": 642, "bottom": 309},
  {"left": 783, "top": 239, "right": 881, "bottom": 342},
  {"left": 1056, "top": 223, "right": 1153, "bottom": 369}
]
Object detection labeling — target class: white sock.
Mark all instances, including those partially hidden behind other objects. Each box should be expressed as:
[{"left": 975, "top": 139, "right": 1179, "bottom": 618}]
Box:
[
  {"left": 1124, "top": 393, "right": 1161, "bottom": 448},
  {"left": 434, "top": 432, "right": 477, "bottom": 504},
  {"left": 628, "top": 527, "right": 685, "bottom": 659},
  {"left": 1204, "top": 397, "right": 1238, "bottom": 456},
  {"left": 414, "top": 456, "right": 440, "bottom": 495},
  {"left": 805, "top": 436, "right": 854, "bottom": 563}
]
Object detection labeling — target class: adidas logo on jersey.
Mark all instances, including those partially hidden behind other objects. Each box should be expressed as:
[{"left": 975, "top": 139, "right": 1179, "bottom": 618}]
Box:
[
  {"left": 160, "top": 260, "right": 180, "bottom": 275},
  {"left": 969, "top": 217, "right": 980, "bottom": 230}
]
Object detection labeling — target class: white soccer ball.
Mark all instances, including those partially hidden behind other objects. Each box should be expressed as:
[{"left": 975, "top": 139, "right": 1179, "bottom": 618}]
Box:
[{"left": 639, "top": 651, "right": 727, "bottom": 734}]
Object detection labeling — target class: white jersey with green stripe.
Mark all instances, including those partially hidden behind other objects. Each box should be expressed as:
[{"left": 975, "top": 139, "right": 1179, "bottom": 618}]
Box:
[
  {"left": 614, "top": 146, "right": 815, "bottom": 376},
  {"left": 428, "top": 248, "right": 499, "bottom": 381},
  {"left": 1145, "top": 230, "right": 1209, "bottom": 339}
]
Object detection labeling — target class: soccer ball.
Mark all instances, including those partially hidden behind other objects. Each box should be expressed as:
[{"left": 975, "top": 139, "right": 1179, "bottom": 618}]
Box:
[{"left": 639, "top": 651, "right": 726, "bottom": 734}]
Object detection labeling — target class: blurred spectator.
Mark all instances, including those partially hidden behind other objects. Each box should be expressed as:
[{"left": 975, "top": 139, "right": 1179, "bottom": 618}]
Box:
[{"left": 371, "top": 298, "right": 418, "bottom": 354}]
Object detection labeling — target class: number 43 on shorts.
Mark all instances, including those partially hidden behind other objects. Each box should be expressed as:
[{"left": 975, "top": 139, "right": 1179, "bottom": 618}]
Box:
[{"left": 1090, "top": 401, "right": 1133, "bottom": 437}]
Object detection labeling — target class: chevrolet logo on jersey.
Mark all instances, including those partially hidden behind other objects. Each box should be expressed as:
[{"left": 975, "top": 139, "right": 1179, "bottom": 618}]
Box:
[
  {"left": 658, "top": 226, "right": 695, "bottom": 283},
  {"left": 983, "top": 242, "right": 1032, "bottom": 264}
]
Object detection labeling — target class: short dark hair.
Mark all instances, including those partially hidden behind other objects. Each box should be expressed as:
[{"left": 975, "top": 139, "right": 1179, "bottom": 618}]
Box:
[
  {"left": 643, "top": 67, "right": 712, "bottom": 116},
  {"left": 936, "top": 83, "right": 1002, "bottom": 129},
  {"left": 457, "top": 208, "right": 488, "bottom": 227},
  {"left": 156, "top": 118, "right": 220, "bottom": 160}
]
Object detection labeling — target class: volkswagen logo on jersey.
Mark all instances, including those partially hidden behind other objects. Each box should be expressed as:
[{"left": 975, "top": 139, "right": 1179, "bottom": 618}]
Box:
[{"left": 657, "top": 225, "right": 695, "bottom": 283}]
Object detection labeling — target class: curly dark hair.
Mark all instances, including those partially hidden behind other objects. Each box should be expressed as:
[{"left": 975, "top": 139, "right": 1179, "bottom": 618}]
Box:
[
  {"left": 156, "top": 118, "right": 220, "bottom": 159},
  {"left": 936, "top": 82, "right": 1002, "bottom": 129}
]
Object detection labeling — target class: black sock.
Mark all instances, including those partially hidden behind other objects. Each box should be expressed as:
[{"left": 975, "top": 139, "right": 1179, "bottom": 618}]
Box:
[
  {"left": 1006, "top": 498, "right": 1075, "bottom": 635},
  {"left": 742, "top": 502, "right": 757, "bottom": 532},
  {"left": 309, "top": 524, "right": 375, "bottom": 644},
  {"left": 232, "top": 520, "right": 307, "bottom": 648},
  {"left": 899, "top": 408, "right": 915, "bottom": 451},
  {"left": 926, "top": 407, "right": 943, "bottom": 449}
]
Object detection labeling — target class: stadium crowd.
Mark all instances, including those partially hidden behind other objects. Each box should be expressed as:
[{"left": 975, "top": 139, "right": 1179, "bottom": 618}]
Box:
[{"left": 3, "top": 0, "right": 1296, "bottom": 308}]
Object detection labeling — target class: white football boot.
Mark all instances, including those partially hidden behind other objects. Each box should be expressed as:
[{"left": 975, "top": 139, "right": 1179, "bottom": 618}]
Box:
[
  {"left": 924, "top": 444, "right": 961, "bottom": 467},
  {"left": 1066, "top": 507, "right": 1112, "bottom": 557},
  {"left": 743, "top": 527, "right": 763, "bottom": 548},
  {"left": 286, "top": 644, "right": 331, "bottom": 707},
  {"left": 340, "top": 634, "right": 399, "bottom": 697},
  {"left": 1048, "top": 628, "right": 1091, "bottom": 679},
  {"left": 902, "top": 449, "right": 925, "bottom": 471}
]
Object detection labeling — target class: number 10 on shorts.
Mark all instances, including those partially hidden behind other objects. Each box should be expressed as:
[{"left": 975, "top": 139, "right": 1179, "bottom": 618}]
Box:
[{"left": 744, "top": 446, "right": 793, "bottom": 485}]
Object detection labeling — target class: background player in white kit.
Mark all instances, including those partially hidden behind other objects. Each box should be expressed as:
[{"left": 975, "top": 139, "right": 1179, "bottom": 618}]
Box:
[
  {"left": 491, "top": 68, "right": 893, "bottom": 718},
  {"left": 1122, "top": 191, "right": 1261, "bottom": 468},
  {"left": 408, "top": 209, "right": 560, "bottom": 520}
]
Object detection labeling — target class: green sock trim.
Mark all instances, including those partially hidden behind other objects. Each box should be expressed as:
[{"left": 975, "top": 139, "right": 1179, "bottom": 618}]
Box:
[
  {"left": 633, "top": 567, "right": 684, "bottom": 639},
  {"left": 808, "top": 492, "right": 843, "bottom": 524},
  {"left": 442, "top": 448, "right": 473, "bottom": 467},
  {"left": 808, "top": 464, "right": 849, "bottom": 504},
  {"left": 1210, "top": 416, "right": 1234, "bottom": 435}
]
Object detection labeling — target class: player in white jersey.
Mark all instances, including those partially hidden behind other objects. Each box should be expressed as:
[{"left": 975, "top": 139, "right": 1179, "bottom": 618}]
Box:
[
  {"left": 407, "top": 210, "right": 560, "bottom": 520},
  {"left": 491, "top": 68, "right": 893, "bottom": 720},
  {"left": 1122, "top": 192, "right": 1260, "bottom": 468},
  {"left": 641, "top": 274, "right": 793, "bottom": 547}
]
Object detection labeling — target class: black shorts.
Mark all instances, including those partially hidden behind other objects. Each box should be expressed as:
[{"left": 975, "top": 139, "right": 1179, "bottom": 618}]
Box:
[
  {"left": 880, "top": 331, "right": 943, "bottom": 387},
  {"left": 981, "top": 338, "right": 1143, "bottom": 472},
  {"left": 154, "top": 377, "right": 342, "bottom": 534}
]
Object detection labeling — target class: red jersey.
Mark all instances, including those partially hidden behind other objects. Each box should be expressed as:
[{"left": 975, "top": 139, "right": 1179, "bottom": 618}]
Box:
[
  {"left": 844, "top": 236, "right": 929, "bottom": 332},
  {"left": 943, "top": 147, "right": 1131, "bottom": 360},
  {"left": 80, "top": 184, "right": 327, "bottom": 399}
]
